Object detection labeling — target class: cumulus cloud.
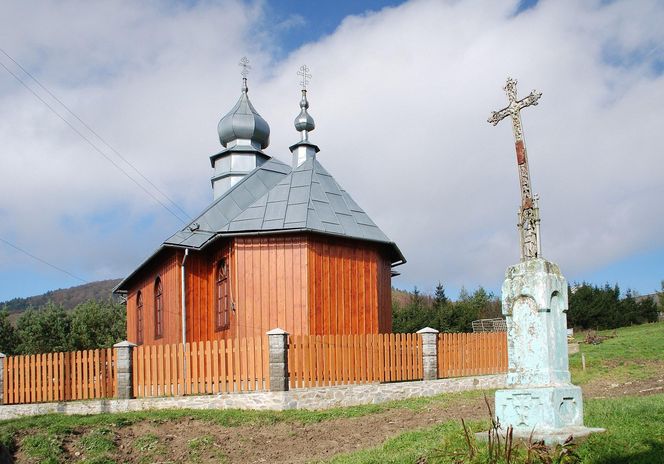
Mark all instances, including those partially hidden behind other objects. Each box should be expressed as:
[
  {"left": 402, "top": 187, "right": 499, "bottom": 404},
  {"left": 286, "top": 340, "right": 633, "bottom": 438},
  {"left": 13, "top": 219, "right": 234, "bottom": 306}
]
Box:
[{"left": 1, "top": 0, "right": 663, "bottom": 298}]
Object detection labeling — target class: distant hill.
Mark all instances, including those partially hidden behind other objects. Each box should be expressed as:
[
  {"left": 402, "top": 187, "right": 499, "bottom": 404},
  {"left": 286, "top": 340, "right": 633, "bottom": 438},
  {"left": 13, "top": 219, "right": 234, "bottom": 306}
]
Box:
[
  {"left": 0, "top": 278, "right": 122, "bottom": 314},
  {"left": 392, "top": 287, "right": 434, "bottom": 307}
]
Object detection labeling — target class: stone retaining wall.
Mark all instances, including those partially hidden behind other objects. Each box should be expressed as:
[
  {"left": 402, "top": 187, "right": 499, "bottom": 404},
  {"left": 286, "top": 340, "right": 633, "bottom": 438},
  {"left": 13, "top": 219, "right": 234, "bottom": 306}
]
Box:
[{"left": 0, "top": 374, "right": 505, "bottom": 421}]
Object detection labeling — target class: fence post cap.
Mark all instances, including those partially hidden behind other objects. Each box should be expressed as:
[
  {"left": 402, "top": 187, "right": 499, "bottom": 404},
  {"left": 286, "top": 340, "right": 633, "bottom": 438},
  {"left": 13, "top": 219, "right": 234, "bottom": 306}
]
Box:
[
  {"left": 113, "top": 340, "right": 138, "bottom": 348},
  {"left": 266, "top": 328, "right": 289, "bottom": 336},
  {"left": 416, "top": 327, "right": 439, "bottom": 334}
]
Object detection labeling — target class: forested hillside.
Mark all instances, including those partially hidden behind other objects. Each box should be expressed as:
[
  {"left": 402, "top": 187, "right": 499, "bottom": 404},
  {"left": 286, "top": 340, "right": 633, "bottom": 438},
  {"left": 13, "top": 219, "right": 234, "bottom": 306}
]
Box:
[{"left": 0, "top": 279, "right": 122, "bottom": 314}]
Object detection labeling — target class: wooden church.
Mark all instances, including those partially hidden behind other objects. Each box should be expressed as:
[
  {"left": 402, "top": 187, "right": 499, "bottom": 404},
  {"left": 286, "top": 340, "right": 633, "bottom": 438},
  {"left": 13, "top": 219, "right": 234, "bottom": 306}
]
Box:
[{"left": 114, "top": 67, "right": 405, "bottom": 345}]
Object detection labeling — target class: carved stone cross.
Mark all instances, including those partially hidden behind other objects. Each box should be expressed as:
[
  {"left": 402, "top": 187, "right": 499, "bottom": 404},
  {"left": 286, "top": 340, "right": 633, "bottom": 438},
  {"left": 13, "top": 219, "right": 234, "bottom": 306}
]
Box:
[{"left": 488, "top": 77, "right": 542, "bottom": 261}]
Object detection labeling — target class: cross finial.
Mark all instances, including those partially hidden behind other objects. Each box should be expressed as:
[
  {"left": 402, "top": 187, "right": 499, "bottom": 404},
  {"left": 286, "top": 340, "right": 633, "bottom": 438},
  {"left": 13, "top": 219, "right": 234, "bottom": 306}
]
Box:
[
  {"left": 239, "top": 56, "right": 251, "bottom": 79},
  {"left": 297, "top": 64, "right": 312, "bottom": 90}
]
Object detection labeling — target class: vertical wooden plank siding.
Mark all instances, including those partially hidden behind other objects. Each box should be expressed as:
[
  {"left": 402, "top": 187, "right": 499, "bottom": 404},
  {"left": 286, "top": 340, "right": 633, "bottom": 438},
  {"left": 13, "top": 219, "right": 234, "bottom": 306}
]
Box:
[
  {"left": 125, "top": 250, "right": 182, "bottom": 346},
  {"left": 307, "top": 238, "right": 392, "bottom": 336},
  {"left": 231, "top": 236, "right": 309, "bottom": 340}
]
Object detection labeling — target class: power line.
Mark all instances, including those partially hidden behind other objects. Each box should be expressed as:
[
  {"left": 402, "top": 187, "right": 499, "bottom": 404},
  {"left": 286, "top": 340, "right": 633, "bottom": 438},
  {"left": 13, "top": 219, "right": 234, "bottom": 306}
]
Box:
[
  {"left": 0, "top": 237, "right": 88, "bottom": 284},
  {"left": 0, "top": 53, "right": 190, "bottom": 224},
  {"left": 0, "top": 48, "right": 192, "bottom": 222}
]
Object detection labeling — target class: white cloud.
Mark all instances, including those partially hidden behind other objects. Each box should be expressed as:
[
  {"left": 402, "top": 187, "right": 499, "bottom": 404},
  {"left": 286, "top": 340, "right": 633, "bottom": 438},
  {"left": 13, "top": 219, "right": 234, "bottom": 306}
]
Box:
[{"left": 0, "top": 0, "right": 663, "bottom": 296}]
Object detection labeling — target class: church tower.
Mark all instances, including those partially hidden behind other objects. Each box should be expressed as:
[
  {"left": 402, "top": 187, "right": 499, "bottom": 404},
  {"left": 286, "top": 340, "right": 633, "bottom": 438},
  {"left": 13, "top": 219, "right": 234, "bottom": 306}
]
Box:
[{"left": 210, "top": 58, "right": 270, "bottom": 199}]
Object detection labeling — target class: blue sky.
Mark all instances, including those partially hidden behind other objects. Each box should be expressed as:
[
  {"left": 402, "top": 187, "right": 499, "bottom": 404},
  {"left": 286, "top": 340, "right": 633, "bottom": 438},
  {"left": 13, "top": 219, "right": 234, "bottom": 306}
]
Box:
[{"left": 0, "top": 0, "right": 663, "bottom": 302}]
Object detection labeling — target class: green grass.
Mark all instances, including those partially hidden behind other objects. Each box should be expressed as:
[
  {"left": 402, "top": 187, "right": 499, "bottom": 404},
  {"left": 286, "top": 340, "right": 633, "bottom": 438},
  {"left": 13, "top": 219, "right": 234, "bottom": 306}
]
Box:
[
  {"left": 187, "top": 434, "right": 228, "bottom": 463},
  {"left": 78, "top": 427, "right": 116, "bottom": 455},
  {"left": 21, "top": 432, "right": 64, "bottom": 464},
  {"left": 326, "top": 393, "right": 664, "bottom": 464},
  {"left": 569, "top": 322, "right": 664, "bottom": 385},
  {"left": 133, "top": 432, "right": 166, "bottom": 463}
]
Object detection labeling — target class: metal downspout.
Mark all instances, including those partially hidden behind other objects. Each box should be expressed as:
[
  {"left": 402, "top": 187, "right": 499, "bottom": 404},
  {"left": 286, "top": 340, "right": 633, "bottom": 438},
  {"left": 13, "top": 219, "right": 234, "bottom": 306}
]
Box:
[{"left": 181, "top": 249, "right": 189, "bottom": 393}]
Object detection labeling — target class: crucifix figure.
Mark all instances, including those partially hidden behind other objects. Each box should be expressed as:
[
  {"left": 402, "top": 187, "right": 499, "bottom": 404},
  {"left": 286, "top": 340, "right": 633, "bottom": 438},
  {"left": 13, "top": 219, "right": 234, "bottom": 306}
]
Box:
[{"left": 488, "top": 77, "right": 543, "bottom": 261}]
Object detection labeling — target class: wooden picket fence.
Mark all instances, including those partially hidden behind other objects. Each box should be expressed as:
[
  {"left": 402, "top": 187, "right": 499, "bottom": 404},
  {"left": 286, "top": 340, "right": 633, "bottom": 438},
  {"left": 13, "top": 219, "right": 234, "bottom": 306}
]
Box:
[
  {"left": 1, "top": 332, "right": 508, "bottom": 406},
  {"left": 287, "top": 333, "right": 423, "bottom": 388},
  {"left": 437, "top": 332, "right": 507, "bottom": 378},
  {"left": 132, "top": 338, "right": 270, "bottom": 397},
  {"left": 3, "top": 349, "right": 116, "bottom": 405}
]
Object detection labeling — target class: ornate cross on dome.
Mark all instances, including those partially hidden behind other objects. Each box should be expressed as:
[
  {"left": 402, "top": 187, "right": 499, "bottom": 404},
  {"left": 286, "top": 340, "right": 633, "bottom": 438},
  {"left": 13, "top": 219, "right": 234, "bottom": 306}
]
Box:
[
  {"left": 297, "top": 65, "right": 311, "bottom": 90},
  {"left": 239, "top": 56, "right": 251, "bottom": 79},
  {"left": 488, "top": 77, "right": 543, "bottom": 261}
]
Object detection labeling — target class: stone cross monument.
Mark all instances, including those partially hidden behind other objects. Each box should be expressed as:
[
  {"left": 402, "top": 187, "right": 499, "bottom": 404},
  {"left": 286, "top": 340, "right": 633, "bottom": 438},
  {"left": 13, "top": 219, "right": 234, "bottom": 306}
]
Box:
[{"left": 487, "top": 78, "right": 603, "bottom": 443}]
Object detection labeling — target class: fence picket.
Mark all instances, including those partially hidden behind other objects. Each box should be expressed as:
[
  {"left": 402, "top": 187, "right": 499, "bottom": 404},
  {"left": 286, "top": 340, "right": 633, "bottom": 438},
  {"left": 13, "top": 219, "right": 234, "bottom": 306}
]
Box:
[{"left": 177, "top": 344, "right": 185, "bottom": 396}]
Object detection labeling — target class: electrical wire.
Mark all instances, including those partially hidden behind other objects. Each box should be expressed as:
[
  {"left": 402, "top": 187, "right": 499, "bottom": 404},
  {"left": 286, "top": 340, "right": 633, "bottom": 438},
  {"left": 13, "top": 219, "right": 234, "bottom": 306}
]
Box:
[
  {"left": 0, "top": 56, "right": 189, "bottom": 224},
  {"left": 0, "top": 48, "right": 192, "bottom": 223},
  {"left": 0, "top": 237, "right": 88, "bottom": 284}
]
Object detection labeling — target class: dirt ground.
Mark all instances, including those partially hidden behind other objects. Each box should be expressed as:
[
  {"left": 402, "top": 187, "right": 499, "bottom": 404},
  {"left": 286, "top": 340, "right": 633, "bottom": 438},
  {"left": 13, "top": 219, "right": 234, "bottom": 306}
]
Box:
[{"left": 11, "top": 374, "right": 664, "bottom": 464}]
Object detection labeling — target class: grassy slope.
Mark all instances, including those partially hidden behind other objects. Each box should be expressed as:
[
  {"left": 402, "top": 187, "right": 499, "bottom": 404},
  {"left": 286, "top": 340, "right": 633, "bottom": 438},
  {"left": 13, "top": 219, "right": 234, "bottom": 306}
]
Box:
[{"left": 569, "top": 322, "right": 664, "bottom": 385}]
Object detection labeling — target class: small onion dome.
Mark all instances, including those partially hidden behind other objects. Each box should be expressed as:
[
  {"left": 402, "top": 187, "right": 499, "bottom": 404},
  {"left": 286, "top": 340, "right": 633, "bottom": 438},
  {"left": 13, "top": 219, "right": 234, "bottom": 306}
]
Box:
[
  {"left": 217, "top": 80, "right": 270, "bottom": 149},
  {"left": 294, "top": 90, "right": 315, "bottom": 133}
]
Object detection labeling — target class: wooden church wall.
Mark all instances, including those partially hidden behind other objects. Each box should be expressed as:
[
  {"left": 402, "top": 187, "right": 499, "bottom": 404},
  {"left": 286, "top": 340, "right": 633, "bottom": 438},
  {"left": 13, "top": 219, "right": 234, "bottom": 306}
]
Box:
[
  {"left": 184, "top": 240, "right": 232, "bottom": 343},
  {"left": 126, "top": 234, "right": 394, "bottom": 345},
  {"left": 125, "top": 250, "right": 181, "bottom": 346},
  {"left": 233, "top": 235, "right": 309, "bottom": 339},
  {"left": 307, "top": 237, "right": 392, "bottom": 335}
]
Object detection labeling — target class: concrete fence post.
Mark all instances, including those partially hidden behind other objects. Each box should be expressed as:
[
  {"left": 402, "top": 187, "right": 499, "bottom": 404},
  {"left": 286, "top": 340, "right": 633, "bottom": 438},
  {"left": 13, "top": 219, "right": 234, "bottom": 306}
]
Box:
[
  {"left": 417, "top": 327, "right": 439, "bottom": 381},
  {"left": 266, "top": 328, "right": 289, "bottom": 392},
  {"left": 113, "top": 341, "right": 137, "bottom": 399},
  {"left": 0, "top": 353, "right": 5, "bottom": 404}
]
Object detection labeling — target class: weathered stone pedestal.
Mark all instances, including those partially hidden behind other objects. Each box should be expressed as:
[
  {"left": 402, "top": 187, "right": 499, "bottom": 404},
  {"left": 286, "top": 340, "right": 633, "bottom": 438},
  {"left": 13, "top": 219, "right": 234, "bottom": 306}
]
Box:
[{"left": 490, "top": 258, "right": 603, "bottom": 444}]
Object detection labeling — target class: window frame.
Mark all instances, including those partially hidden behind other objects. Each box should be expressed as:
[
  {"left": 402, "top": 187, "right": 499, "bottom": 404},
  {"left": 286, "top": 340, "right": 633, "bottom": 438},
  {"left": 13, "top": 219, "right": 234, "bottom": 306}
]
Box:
[
  {"left": 136, "top": 290, "right": 144, "bottom": 345},
  {"left": 154, "top": 276, "right": 164, "bottom": 339},
  {"left": 215, "top": 258, "right": 230, "bottom": 331}
]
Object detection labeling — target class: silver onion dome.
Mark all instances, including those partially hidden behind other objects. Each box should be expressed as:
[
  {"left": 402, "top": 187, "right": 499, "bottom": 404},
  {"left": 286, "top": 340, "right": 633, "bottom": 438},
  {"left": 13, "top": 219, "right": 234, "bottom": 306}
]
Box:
[
  {"left": 217, "top": 79, "right": 270, "bottom": 149},
  {"left": 294, "top": 90, "right": 315, "bottom": 134}
]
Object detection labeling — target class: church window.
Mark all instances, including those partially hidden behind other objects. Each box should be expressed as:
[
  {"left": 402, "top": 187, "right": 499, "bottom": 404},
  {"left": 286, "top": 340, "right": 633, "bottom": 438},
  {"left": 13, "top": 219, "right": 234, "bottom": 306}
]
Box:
[
  {"left": 136, "top": 291, "right": 144, "bottom": 344},
  {"left": 215, "top": 259, "right": 230, "bottom": 331},
  {"left": 154, "top": 277, "right": 163, "bottom": 339}
]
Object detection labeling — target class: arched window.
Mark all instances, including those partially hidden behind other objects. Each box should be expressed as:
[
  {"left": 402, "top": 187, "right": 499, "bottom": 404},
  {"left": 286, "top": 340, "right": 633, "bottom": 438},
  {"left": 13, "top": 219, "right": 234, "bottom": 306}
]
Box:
[
  {"left": 136, "top": 291, "right": 144, "bottom": 344},
  {"left": 154, "top": 277, "right": 163, "bottom": 339},
  {"left": 215, "top": 259, "right": 230, "bottom": 331}
]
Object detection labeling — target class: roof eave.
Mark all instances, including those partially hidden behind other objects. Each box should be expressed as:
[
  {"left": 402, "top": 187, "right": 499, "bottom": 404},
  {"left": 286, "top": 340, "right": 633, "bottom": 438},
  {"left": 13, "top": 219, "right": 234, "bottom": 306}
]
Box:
[{"left": 113, "top": 245, "right": 171, "bottom": 294}]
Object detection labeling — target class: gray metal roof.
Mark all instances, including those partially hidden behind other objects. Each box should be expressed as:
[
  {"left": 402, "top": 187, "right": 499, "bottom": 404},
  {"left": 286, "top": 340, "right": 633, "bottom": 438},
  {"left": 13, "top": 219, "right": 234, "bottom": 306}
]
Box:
[
  {"left": 164, "top": 157, "right": 291, "bottom": 249},
  {"left": 116, "top": 155, "right": 404, "bottom": 292},
  {"left": 227, "top": 157, "right": 394, "bottom": 246}
]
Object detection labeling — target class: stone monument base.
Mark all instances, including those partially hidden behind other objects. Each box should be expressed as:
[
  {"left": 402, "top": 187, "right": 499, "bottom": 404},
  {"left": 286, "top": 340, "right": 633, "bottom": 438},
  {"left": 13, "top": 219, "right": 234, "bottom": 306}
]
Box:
[{"left": 486, "top": 385, "right": 604, "bottom": 445}]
